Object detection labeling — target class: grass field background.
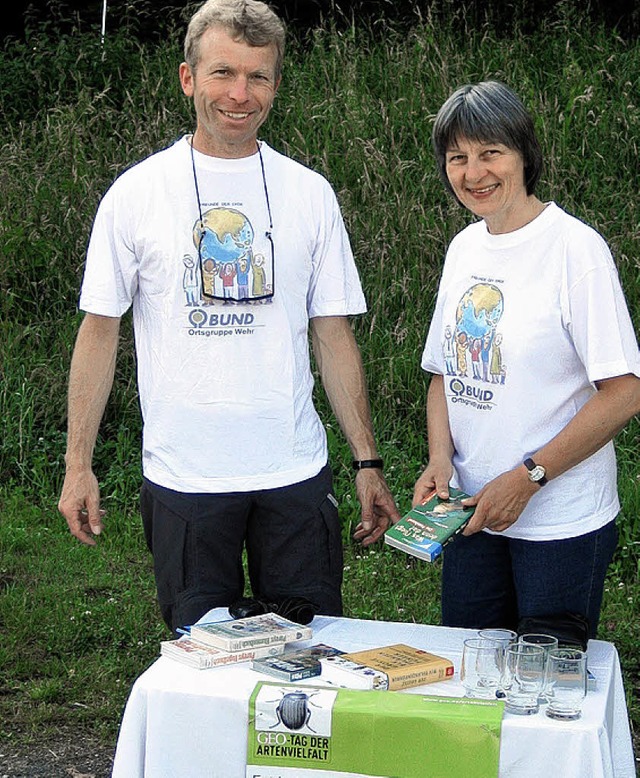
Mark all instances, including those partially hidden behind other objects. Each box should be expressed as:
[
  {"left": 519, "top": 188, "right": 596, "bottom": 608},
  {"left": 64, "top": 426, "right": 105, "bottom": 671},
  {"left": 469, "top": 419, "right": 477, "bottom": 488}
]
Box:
[{"left": 1, "top": 3, "right": 638, "bottom": 755}]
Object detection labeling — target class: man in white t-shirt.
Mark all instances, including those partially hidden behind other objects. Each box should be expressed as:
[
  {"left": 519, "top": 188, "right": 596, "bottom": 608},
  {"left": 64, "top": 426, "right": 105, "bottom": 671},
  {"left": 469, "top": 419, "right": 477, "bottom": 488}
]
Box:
[{"left": 58, "top": 0, "right": 399, "bottom": 633}]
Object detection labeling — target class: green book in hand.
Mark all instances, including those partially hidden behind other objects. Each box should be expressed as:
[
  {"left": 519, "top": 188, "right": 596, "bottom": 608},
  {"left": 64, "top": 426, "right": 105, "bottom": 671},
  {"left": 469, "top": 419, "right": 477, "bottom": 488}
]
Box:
[{"left": 384, "top": 488, "right": 475, "bottom": 562}]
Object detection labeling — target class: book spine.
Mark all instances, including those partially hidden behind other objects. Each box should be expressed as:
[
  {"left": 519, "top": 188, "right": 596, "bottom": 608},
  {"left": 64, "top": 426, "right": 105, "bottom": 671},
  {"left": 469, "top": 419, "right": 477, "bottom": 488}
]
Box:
[
  {"left": 205, "top": 627, "right": 311, "bottom": 652},
  {"left": 387, "top": 663, "right": 453, "bottom": 690},
  {"left": 424, "top": 544, "right": 442, "bottom": 562},
  {"left": 209, "top": 649, "right": 273, "bottom": 666},
  {"left": 191, "top": 631, "right": 283, "bottom": 651},
  {"left": 223, "top": 634, "right": 290, "bottom": 652},
  {"left": 162, "top": 639, "right": 287, "bottom": 667}
]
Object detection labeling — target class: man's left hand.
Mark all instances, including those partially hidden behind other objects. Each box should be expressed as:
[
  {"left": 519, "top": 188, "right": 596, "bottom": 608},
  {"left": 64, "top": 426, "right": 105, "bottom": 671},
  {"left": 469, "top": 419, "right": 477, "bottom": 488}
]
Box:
[{"left": 352, "top": 469, "right": 401, "bottom": 546}]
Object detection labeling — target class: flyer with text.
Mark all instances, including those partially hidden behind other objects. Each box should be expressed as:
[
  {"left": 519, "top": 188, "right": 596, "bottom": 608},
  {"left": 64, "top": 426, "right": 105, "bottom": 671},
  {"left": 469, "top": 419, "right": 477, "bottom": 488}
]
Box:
[{"left": 246, "top": 682, "right": 503, "bottom": 778}]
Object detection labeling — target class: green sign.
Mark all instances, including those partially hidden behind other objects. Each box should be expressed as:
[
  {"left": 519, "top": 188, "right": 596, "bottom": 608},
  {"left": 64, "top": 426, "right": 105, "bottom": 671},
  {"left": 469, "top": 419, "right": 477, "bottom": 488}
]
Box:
[{"left": 247, "top": 682, "right": 503, "bottom": 777}]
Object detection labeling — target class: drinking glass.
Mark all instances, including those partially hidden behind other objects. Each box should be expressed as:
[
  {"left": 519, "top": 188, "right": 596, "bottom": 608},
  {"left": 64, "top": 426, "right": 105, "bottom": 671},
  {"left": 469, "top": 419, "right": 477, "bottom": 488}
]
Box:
[
  {"left": 519, "top": 633, "right": 559, "bottom": 700},
  {"left": 478, "top": 629, "right": 517, "bottom": 667},
  {"left": 545, "top": 648, "right": 588, "bottom": 720},
  {"left": 460, "top": 638, "right": 503, "bottom": 699},
  {"left": 502, "top": 644, "right": 546, "bottom": 715}
]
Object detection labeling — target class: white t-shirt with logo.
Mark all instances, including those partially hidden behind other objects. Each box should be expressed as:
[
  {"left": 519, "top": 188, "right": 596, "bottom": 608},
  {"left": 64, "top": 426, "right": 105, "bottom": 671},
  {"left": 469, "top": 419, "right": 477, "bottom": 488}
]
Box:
[
  {"left": 80, "top": 137, "right": 366, "bottom": 492},
  {"left": 422, "top": 202, "right": 640, "bottom": 540}
]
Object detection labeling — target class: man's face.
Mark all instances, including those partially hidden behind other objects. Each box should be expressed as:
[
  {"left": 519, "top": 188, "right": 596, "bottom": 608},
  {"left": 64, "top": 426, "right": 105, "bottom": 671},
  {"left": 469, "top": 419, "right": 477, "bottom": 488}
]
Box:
[{"left": 180, "top": 25, "right": 280, "bottom": 158}]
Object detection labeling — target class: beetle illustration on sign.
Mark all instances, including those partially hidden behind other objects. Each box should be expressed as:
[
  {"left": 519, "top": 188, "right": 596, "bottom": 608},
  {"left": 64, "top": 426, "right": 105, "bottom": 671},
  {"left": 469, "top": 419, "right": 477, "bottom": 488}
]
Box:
[{"left": 254, "top": 684, "right": 337, "bottom": 737}]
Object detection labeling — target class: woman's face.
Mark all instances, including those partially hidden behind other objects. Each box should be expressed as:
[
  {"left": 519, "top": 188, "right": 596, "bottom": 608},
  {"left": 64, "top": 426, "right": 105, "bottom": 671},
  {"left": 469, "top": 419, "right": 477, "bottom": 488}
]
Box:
[{"left": 445, "top": 137, "right": 529, "bottom": 234}]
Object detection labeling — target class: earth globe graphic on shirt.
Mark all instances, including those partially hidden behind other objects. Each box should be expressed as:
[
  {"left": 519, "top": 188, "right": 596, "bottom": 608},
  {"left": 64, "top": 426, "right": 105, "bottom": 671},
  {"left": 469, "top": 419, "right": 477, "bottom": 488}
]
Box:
[
  {"left": 193, "top": 207, "right": 254, "bottom": 297},
  {"left": 455, "top": 283, "right": 504, "bottom": 341}
]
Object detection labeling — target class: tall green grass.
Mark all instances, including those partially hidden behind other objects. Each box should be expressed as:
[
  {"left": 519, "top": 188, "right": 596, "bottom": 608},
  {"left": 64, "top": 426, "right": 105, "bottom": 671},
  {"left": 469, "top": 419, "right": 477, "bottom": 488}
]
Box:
[{"left": 1, "top": 6, "right": 638, "bottom": 755}]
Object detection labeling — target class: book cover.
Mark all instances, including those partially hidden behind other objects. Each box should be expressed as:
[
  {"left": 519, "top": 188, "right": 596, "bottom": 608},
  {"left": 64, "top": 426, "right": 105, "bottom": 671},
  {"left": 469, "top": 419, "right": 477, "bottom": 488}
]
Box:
[
  {"left": 251, "top": 643, "right": 344, "bottom": 681},
  {"left": 160, "top": 635, "right": 286, "bottom": 669},
  {"left": 384, "top": 488, "right": 475, "bottom": 562},
  {"left": 189, "top": 612, "right": 313, "bottom": 652},
  {"left": 319, "top": 643, "right": 454, "bottom": 690}
]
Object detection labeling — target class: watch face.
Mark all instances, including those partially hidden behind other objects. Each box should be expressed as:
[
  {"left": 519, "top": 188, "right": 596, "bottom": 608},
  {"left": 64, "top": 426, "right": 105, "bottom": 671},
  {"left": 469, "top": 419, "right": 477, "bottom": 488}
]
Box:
[{"left": 529, "top": 465, "right": 546, "bottom": 482}]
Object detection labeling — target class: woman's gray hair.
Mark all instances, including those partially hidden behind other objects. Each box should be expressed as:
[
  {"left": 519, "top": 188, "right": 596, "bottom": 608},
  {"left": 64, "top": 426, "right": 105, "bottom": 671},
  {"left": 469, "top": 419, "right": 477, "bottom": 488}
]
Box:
[
  {"left": 184, "top": 0, "right": 286, "bottom": 78},
  {"left": 432, "top": 81, "right": 543, "bottom": 197}
]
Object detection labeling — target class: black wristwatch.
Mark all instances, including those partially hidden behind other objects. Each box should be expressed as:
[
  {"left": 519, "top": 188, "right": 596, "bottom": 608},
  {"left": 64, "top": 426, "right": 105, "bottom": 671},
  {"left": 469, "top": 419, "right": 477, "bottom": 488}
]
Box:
[
  {"left": 524, "top": 457, "right": 547, "bottom": 486},
  {"left": 352, "top": 459, "right": 384, "bottom": 471}
]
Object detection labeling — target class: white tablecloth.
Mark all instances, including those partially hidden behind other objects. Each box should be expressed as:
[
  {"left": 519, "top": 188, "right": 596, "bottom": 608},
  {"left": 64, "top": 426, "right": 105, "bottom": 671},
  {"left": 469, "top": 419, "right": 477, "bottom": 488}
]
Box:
[{"left": 112, "top": 609, "right": 635, "bottom": 778}]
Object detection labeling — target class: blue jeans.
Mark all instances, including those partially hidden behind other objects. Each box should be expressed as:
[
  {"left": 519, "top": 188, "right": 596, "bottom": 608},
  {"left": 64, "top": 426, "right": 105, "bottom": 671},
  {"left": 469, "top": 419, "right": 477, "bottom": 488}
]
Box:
[{"left": 441, "top": 520, "right": 618, "bottom": 638}]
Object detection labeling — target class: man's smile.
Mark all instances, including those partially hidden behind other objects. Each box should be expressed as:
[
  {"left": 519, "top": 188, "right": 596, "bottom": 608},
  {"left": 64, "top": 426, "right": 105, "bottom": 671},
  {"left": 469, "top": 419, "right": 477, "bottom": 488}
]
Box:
[{"left": 221, "top": 109, "right": 251, "bottom": 119}]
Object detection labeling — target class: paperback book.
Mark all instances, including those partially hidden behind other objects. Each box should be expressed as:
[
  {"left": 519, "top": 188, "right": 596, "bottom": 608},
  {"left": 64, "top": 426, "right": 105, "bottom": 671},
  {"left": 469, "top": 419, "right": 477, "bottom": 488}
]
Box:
[
  {"left": 189, "top": 612, "right": 313, "bottom": 652},
  {"left": 384, "top": 488, "right": 475, "bottom": 562},
  {"left": 251, "top": 643, "right": 344, "bottom": 681},
  {"left": 319, "top": 643, "right": 455, "bottom": 690},
  {"left": 160, "top": 635, "right": 286, "bottom": 669}
]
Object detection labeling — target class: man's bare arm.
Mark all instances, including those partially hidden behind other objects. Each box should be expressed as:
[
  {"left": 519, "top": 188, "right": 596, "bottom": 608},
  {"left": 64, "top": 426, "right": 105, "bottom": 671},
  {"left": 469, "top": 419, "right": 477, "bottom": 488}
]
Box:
[
  {"left": 311, "top": 316, "right": 400, "bottom": 545},
  {"left": 58, "top": 313, "right": 121, "bottom": 545}
]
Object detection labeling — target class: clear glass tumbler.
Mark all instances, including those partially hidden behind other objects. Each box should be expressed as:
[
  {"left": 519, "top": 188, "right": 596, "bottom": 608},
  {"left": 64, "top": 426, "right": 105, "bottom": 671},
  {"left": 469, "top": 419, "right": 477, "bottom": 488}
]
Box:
[
  {"left": 478, "top": 629, "right": 518, "bottom": 667},
  {"left": 460, "top": 638, "right": 503, "bottom": 699},
  {"left": 519, "top": 633, "right": 559, "bottom": 701},
  {"left": 502, "top": 643, "right": 546, "bottom": 715},
  {"left": 545, "top": 648, "right": 587, "bottom": 721}
]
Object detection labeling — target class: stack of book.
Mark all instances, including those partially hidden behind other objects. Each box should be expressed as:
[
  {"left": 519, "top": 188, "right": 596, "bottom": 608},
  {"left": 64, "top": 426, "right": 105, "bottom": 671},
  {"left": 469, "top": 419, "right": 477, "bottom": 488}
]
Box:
[
  {"left": 161, "top": 612, "right": 313, "bottom": 670},
  {"left": 161, "top": 615, "right": 456, "bottom": 695}
]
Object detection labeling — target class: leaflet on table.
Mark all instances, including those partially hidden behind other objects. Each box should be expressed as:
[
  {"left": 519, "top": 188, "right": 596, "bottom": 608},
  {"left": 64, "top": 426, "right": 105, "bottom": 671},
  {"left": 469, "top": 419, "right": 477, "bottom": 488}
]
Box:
[
  {"left": 246, "top": 682, "right": 503, "bottom": 778},
  {"left": 384, "top": 488, "right": 475, "bottom": 562},
  {"left": 190, "top": 612, "right": 313, "bottom": 652}
]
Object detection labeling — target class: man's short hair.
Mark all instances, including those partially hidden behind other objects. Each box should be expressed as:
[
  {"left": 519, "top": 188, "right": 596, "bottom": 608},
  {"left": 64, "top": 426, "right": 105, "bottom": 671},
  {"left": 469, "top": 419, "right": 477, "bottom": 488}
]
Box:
[
  {"left": 184, "top": 0, "right": 286, "bottom": 78},
  {"left": 432, "top": 80, "right": 543, "bottom": 198}
]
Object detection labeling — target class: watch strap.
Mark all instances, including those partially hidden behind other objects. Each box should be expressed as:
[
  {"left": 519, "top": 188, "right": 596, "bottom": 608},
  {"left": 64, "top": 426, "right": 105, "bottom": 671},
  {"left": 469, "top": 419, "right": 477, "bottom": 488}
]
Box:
[{"left": 352, "top": 459, "right": 384, "bottom": 471}]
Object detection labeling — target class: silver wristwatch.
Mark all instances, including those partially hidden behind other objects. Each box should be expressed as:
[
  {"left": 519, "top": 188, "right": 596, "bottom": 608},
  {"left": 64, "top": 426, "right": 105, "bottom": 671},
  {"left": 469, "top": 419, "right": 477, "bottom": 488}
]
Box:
[{"left": 524, "top": 457, "right": 547, "bottom": 486}]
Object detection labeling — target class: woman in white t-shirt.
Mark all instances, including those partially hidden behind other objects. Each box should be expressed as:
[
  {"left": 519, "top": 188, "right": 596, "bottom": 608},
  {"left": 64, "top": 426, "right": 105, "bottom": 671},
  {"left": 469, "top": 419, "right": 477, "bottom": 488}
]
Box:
[{"left": 414, "top": 81, "right": 640, "bottom": 638}]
